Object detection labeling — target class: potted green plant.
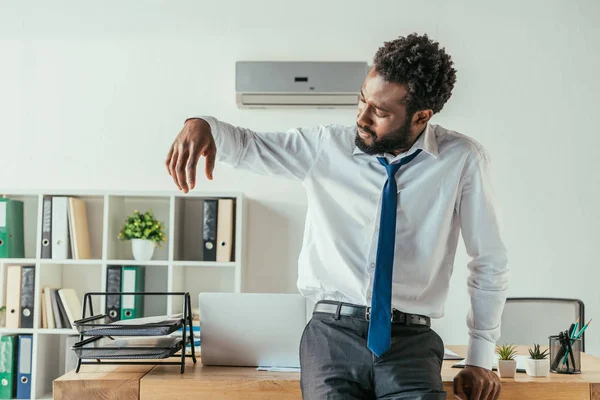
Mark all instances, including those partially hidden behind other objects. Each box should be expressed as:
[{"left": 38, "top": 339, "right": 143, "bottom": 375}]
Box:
[
  {"left": 525, "top": 343, "right": 549, "bottom": 377},
  {"left": 496, "top": 344, "right": 518, "bottom": 378},
  {"left": 118, "top": 210, "right": 166, "bottom": 261}
]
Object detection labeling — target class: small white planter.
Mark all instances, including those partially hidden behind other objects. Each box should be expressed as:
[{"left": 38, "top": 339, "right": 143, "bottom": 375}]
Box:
[
  {"left": 131, "top": 239, "right": 155, "bottom": 261},
  {"left": 525, "top": 358, "right": 549, "bottom": 377},
  {"left": 498, "top": 360, "right": 517, "bottom": 378}
]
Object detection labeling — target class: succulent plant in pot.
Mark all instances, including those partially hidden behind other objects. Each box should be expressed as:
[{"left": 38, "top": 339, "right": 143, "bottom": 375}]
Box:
[
  {"left": 496, "top": 344, "right": 518, "bottom": 378},
  {"left": 526, "top": 343, "right": 549, "bottom": 377}
]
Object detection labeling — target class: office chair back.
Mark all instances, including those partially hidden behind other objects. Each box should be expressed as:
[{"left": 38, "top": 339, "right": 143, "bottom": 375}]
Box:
[{"left": 498, "top": 297, "right": 585, "bottom": 351}]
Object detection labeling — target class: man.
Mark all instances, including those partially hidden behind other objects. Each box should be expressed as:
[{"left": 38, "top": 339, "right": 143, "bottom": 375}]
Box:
[{"left": 166, "top": 33, "right": 508, "bottom": 400}]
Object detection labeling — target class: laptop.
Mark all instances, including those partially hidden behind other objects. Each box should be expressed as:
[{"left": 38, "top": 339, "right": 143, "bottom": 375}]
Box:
[{"left": 198, "top": 292, "right": 307, "bottom": 368}]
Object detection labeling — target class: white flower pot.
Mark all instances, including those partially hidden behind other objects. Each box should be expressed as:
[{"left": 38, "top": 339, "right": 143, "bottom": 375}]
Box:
[
  {"left": 131, "top": 239, "right": 155, "bottom": 261},
  {"left": 525, "top": 358, "right": 549, "bottom": 377},
  {"left": 498, "top": 360, "right": 517, "bottom": 378}
]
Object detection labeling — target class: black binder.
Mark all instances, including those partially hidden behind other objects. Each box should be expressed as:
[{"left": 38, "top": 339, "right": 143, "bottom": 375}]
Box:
[
  {"left": 106, "top": 266, "right": 122, "bottom": 321},
  {"left": 20, "top": 266, "right": 35, "bottom": 328},
  {"left": 202, "top": 199, "right": 218, "bottom": 261},
  {"left": 41, "top": 195, "right": 52, "bottom": 259}
]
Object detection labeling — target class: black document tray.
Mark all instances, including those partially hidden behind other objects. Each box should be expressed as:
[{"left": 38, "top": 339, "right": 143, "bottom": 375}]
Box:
[
  {"left": 72, "top": 335, "right": 184, "bottom": 359},
  {"left": 73, "top": 314, "right": 184, "bottom": 336}
]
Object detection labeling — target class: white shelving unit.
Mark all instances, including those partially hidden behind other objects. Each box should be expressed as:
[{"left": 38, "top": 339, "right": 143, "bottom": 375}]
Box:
[{"left": 0, "top": 189, "right": 247, "bottom": 400}]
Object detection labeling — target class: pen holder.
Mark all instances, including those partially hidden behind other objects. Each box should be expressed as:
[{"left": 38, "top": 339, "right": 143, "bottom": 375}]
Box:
[{"left": 549, "top": 335, "right": 581, "bottom": 374}]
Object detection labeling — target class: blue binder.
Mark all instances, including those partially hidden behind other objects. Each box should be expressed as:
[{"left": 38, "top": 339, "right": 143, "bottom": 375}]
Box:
[{"left": 16, "top": 335, "right": 32, "bottom": 399}]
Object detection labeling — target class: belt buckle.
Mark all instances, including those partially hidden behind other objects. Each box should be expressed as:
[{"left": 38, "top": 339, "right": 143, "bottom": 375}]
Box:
[{"left": 365, "top": 308, "right": 396, "bottom": 322}]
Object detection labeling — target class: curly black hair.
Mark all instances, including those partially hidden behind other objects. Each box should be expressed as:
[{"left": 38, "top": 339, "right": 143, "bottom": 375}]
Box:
[{"left": 373, "top": 33, "right": 457, "bottom": 116}]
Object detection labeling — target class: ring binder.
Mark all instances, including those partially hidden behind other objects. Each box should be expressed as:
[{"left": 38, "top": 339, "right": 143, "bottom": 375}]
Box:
[{"left": 72, "top": 291, "right": 197, "bottom": 374}]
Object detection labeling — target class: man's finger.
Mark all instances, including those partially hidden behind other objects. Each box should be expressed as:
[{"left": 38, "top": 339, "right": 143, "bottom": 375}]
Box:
[
  {"left": 492, "top": 381, "right": 501, "bottom": 400},
  {"left": 469, "top": 384, "right": 483, "bottom": 400},
  {"left": 175, "top": 146, "right": 190, "bottom": 193},
  {"left": 205, "top": 144, "right": 216, "bottom": 181},
  {"left": 165, "top": 143, "right": 175, "bottom": 176},
  {"left": 169, "top": 148, "right": 181, "bottom": 190},
  {"left": 186, "top": 141, "right": 201, "bottom": 190},
  {"left": 453, "top": 377, "right": 467, "bottom": 400},
  {"left": 481, "top": 384, "right": 493, "bottom": 400}
]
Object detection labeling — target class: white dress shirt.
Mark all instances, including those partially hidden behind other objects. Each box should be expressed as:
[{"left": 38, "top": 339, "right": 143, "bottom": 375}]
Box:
[{"left": 197, "top": 116, "right": 509, "bottom": 370}]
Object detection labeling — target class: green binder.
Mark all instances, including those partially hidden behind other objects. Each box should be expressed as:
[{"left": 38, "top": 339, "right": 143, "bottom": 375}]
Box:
[
  {"left": 0, "top": 335, "right": 17, "bottom": 399},
  {"left": 0, "top": 198, "right": 25, "bottom": 258},
  {"left": 120, "top": 266, "right": 145, "bottom": 320}
]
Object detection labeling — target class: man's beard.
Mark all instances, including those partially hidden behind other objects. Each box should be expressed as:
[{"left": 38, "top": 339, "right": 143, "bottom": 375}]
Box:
[{"left": 355, "top": 122, "right": 413, "bottom": 156}]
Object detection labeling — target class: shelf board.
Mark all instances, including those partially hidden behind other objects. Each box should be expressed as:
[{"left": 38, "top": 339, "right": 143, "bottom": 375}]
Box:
[
  {"left": 0, "top": 258, "right": 37, "bottom": 264},
  {"left": 172, "top": 261, "right": 236, "bottom": 268},
  {"left": 0, "top": 328, "right": 79, "bottom": 335},
  {"left": 2, "top": 259, "right": 238, "bottom": 267},
  {"left": 38, "top": 393, "right": 52, "bottom": 400},
  {"left": 0, "top": 327, "right": 36, "bottom": 334},
  {"left": 107, "top": 259, "right": 170, "bottom": 266},
  {"left": 39, "top": 259, "right": 104, "bottom": 265},
  {"left": 37, "top": 328, "right": 78, "bottom": 335}
]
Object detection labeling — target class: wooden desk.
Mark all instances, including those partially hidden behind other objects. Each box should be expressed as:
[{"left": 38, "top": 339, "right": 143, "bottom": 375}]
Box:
[
  {"left": 55, "top": 346, "right": 600, "bottom": 399},
  {"left": 54, "top": 363, "right": 155, "bottom": 400}
]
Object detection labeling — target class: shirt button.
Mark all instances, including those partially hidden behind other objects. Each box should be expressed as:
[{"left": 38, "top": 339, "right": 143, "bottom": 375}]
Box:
[{"left": 370, "top": 263, "right": 375, "bottom": 269}]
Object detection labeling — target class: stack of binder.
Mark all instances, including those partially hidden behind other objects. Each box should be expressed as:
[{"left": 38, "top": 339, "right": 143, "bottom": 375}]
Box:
[
  {"left": 71, "top": 291, "right": 197, "bottom": 373},
  {"left": 4, "top": 265, "right": 35, "bottom": 329},
  {"left": 202, "top": 198, "right": 235, "bottom": 262},
  {"left": 40, "top": 195, "right": 92, "bottom": 260},
  {"left": 104, "top": 265, "right": 145, "bottom": 322},
  {"left": 0, "top": 335, "right": 33, "bottom": 399}
]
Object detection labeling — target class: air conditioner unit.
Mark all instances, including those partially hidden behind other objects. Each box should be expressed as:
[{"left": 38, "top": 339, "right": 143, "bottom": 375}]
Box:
[{"left": 235, "top": 61, "right": 370, "bottom": 109}]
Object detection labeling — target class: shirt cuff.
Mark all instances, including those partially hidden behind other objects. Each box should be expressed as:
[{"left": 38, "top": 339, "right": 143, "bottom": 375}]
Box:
[{"left": 466, "top": 336, "right": 496, "bottom": 370}]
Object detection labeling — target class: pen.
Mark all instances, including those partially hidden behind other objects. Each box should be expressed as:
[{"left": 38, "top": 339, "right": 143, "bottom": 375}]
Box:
[
  {"left": 569, "top": 323, "right": 575, "bottom": 338},
  {"left": 568, "top": 338, "right": 576, "bottom": 369},
  {"left": 561, "top": 330, "right": 571, "bottom": 367},
  {"left": 552, "top": 331, "right": 567, "bottom": 370}
]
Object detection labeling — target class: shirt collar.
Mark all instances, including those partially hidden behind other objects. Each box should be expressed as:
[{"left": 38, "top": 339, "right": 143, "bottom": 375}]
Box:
[{"left": 352, "top": 123, "right": 439, "bottom": 159}]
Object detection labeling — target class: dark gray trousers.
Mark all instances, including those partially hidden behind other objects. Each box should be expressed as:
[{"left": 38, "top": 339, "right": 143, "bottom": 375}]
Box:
[{"left": 299, "top": 305, "right": 447, "bottom": 400}]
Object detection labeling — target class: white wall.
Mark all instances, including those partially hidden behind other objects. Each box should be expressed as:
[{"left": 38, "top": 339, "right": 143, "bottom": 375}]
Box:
[{"left": 1, "top": 0, "right": 599, "bottom": 355}]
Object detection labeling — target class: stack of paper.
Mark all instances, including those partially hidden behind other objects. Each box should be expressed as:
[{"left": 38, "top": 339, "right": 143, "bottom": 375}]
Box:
[
  {"left": 453, "top": 355, "right": 528, "bottom": 373},
  {"left": 444, "top": 348, "right": 464, "bottom": 360},
  {"left": 256, "top": 366, "right": 301, "bottom": 372}
]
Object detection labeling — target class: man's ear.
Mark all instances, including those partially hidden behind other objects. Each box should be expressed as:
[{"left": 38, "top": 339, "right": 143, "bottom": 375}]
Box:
[{"left": 413, "top": 109, "right": 433, "bottom": 126}]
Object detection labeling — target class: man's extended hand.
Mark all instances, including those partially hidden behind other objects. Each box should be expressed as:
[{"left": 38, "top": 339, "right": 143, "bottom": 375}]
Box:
[
  {"left": 165, "top": 118, "right": 216, "bottom": 193},
  {"left": 453, "top": 365, "right": 501, "bottom": 400}
]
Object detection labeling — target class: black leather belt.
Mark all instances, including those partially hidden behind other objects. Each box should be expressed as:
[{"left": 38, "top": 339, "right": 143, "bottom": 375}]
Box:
[{"left": 313, "top": 301, "right": 430, "bottom": 327}]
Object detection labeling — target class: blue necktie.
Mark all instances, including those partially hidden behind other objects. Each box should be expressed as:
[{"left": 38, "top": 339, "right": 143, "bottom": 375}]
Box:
[{"left": 367, "top": 149, "right": 422, "bottom": 358}]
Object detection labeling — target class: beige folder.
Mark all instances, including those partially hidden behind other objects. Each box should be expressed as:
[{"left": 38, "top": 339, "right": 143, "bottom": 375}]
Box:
[
  {"left": 68, "top": 197, "right": 91, "bottom": 259},
  {"left": 216, "top": 199, "right": 235, "bottom": 262},
  {"left": 58, "top": 288, "right": 82, "bottom": 327},
  {"left": 5, "top": 265, "right": 22, "bottom": 328},
  {"left": 40, "top": 288, "right": 47, "bottom": 328},
  {"left": 43, "top": 286, "right": 56, "bottom": 329}
]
